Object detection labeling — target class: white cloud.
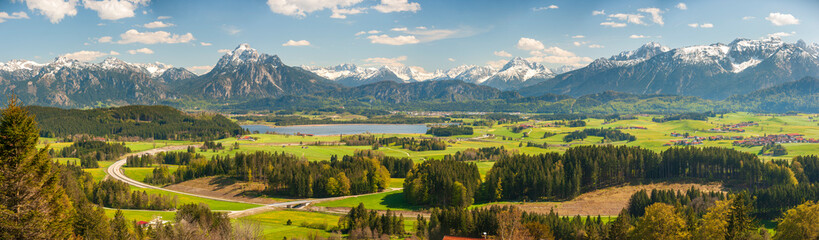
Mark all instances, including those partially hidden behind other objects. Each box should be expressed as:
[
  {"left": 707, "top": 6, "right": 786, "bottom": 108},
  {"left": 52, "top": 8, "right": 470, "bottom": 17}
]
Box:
[
  {"left": 200, "top": 42, "right": 212, "bottom": 46},
  {"left": 391, "top": 27, "right": 408, "bottom": 32},
  {"left": 222, "top": 25, "right": 241, "bottom": 35},
  {"left": 97, "top": 36, "right": 112, "bottom": 43},
  {"left": 157, "top": 15, "right": 171, "bottom": 20},
  {"left": 127, "top": 47, "right": 153, "bottom": 54},
  {"left": 742, "top": 16, "right": 755, "bottom": 20},
  {"left": 494, "top": 50, "right": 512, "bottom": 57},
  {"left": 629, "top": 34, "right": 648, "bottom": 39},
  {"left": 637, "top": 8, "right": 663, "bottom": 25},
  {"left": 143, "top": 21, "right": 174, "bottom": 28},
  {"left": 688, "top": 23, "right": 713, "bottom": 28},
  {"left": 416, "top": 26, "right": 426, "bottom": 30},
  {"left": 588, "top": 44, "right": 604, "bottom": 48},
  {"left": 571, "top": 35, "right": 585, "bottom": 39},
  {"left": 355, "top": 31, "right": 366, "bottom": 36},
  {"left": 366, "top": 35, "right": 419, "bottom": 45},
  {"left": 330, "top": 7, "right": 365, "bottom": 19},
  {"left": 766, "top": 12, "right": 799, "bottom": 26},
  {"left": 18, "top": 0, "right": 79, "bottom": 23},
  {"left": 600, "top": 21, "right": 627, "bottom": 28},
  {"left": 116, "top": 29, "right": 195, "bottom": 44},
  {"left": 61, "top": 50, "right": 118, "bottom": 61},
  {"left": 573, "top": 41, "right": 586, "bottom": 46},
  {"left": 533, "top": 5, "right": 558, "bottom": 11},
  {"left": 368, "top": 30, "right": 380, "bottom": 34},
  {"left": 767, "top": 31, "right": 796, "bottom": 39},
  {"left": 363, "top": 56, "right": 407, "bottom": 67},
  {"left": 676, "top": 3, "right": 687, "bottom": 10},
  {"left": 516, "top": 37, "right": 545, "bottom": 51},
  {"left": 0, "top": 11, "right": 29, "bottom": 23},
  {"left": 448, "top": 58, "right": 455, "bottom": 62},
  {"left": 592, "top": 10, "right": 605, "bottom": 16},
  {"left": 187, "top": 65, "right": 213, "bottom": 74},
  {"left": 486, "top": 59, "right": 507, "bottom": 69},
  {"left": 373, "top": 0, "right": 420, "bottom": 13},
  {"left": 402, "top": 28, "right": 467, "bottom": 42},
  {"left": 217, "top": 49, "right": 231, "bottom": 54},
  {"left": 282, "top": 39, "right": 311, "bottom": 46},
  {"left": 609, "top": 13, "right": 646, "bottom": 25},
  {"left": 527, "top": 47, "right": 593, "bottom": 66},
  {"left": 83, "top": 0, "right": 147, "bottom": 20},
  {"left": 266, "top": 0, "right": 363, "bottom": 17}
]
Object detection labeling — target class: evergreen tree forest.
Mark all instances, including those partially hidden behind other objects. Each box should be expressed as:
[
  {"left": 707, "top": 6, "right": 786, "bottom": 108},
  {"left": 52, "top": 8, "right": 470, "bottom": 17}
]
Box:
[
  {"left": 29, "top": 105, "right": 244, "bottom": 141},
  {"left": 53, "top": 140, "right": 131, "bottom": 168}
]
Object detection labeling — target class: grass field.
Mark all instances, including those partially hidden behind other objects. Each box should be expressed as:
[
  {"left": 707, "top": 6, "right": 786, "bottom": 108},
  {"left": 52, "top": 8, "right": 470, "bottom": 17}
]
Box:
[
  {"left": 104, "top": 209, "right": 176, "bottom": 223},
  {"left": 315, "top": 190, "right": 420, "bottom": 211},
  {"left": 238, "top": 210, "right": 342, "bottom": 240},
  {"left": 122, "top": 165, "right": 179, "bottom": 183}
]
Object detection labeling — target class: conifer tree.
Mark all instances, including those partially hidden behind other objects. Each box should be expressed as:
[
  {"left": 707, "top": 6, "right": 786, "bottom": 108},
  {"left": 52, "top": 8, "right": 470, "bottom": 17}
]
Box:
[{"left": 0, "top": 97, "right": 75, "bottom": 239}]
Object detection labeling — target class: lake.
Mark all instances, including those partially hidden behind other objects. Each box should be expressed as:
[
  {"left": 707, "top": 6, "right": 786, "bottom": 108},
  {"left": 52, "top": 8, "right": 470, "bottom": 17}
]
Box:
[{"left": 242, "top": 124, "right": 430, "bottom": 135}]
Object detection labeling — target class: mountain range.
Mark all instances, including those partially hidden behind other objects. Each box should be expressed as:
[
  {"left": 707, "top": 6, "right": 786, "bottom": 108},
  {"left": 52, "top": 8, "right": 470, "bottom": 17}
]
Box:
[
  {"left": 1, "top": 39, "right": 818, "bottom": 110},
  {"left": 301, "top": 57, "right": 560, "bottom": 90}
]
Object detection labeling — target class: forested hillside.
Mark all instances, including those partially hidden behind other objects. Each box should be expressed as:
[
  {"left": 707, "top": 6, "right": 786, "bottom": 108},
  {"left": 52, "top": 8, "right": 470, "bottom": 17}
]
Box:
[{"left": 29, "top": 105, "right": 243, "bottom": 140}]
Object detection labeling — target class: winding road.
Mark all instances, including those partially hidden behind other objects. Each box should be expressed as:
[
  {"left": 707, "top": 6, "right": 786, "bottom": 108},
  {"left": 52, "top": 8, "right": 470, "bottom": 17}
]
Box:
[{"left": 106, "top": 144, "right": 400, "bottom": 218}]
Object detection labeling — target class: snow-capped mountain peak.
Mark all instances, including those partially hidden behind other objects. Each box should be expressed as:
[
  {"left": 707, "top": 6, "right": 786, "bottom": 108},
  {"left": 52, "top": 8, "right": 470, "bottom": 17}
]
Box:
[
  {"left": 215, "top": 43, "right": 280, "bottom": 69},
  {"left": 0, "top": 59, "right": 44, "bottom": 72},
  {"left": 611, "top": 42, "right": 671, "bottom": 61}
]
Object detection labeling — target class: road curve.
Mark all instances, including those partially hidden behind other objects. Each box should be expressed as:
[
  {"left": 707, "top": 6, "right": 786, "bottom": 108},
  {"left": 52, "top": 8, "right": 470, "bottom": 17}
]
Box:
[{"left": 106, "top": 144, "right": 401, "bottom": 218}]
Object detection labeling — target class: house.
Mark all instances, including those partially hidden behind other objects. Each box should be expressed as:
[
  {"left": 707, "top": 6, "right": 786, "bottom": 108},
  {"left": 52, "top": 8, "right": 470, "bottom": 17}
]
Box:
[{"left": 237, "top": 135, "right": 256, "bottom": 141}]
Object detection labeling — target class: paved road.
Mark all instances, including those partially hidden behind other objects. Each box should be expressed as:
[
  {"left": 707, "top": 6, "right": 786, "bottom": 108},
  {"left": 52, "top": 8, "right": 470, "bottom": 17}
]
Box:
[{"left": 106, "top": 144, "right": 400, "bottom": 218}]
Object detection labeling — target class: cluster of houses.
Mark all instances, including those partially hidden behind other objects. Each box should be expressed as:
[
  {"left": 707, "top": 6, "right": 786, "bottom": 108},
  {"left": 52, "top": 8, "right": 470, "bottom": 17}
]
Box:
[
  {"left": 295, "top": 133, "right": 315, "bottom": 137},
  {"left": 732, "top": 133, "right": 819, "bottom": 146},
  {"left": 665, "top": 133, "right": 743, "bottom": 146},
  {"left": 237, "top": 135, "right": 256, "bottom": 141},
  {"left": 708, "top": 122, "right": 758, "bottom": 133},
  {"left": 664, "top": 139, "right": 704, "bottom": 146}
]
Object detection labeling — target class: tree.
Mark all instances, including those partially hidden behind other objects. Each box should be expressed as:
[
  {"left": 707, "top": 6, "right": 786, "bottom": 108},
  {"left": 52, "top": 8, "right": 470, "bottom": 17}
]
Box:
[
  {"left": 0, "top": 97, "right": 75, "bottom": 239},
  {"left": 774, "top": 201, "right": 819, "bottom": 240},
  {"left": 608, "top": 209, "right": 632, "bottom": 240},
  {"left": 631, "top": 203, "right": 688, "bottom": 240},
  {"left": 496, "top": 207, "right": 531, "bottom": 240},
  {"left": 110, "top": 210, "right": 134, "bottom": 240},
  {"left": 694, "top": 199, "right": 731, "bottom": 240},
  {"left": 727, "top": 192, "right": 756, "bottom": 239}
]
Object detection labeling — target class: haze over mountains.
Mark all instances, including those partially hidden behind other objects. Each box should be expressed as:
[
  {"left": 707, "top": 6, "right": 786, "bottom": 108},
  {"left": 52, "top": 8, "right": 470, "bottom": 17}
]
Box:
[{"left": 1, "top": 38, "right": 818, "bottom": 108}]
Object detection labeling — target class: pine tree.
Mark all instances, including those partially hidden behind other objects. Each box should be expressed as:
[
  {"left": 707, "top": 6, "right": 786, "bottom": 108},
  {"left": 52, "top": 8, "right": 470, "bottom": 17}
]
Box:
[
  {"left": 0, "top": 97, "right": 75, "bottom": 239},
  {"left": 110, "top": 209, "right": 134, "bottom": 240}
]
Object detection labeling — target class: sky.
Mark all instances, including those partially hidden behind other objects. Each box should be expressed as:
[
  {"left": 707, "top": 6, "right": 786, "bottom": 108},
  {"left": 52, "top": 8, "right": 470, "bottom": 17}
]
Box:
[{"left": 0, "top": 0, "right": 817, "bottom": 74}]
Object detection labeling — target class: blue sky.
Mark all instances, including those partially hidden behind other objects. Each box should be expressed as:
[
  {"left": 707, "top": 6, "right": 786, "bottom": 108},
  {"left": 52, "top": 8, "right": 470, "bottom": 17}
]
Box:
[{"left": 0, "top": 0, "right": 817, "bottom": 74}]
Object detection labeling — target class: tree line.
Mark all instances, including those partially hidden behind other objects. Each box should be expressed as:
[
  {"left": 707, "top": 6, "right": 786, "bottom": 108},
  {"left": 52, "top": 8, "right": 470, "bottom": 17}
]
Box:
[
  {"left": 426, "top": 125, "right": 473, "bottom": 137},
  {"left": 482, "top": 146, "right": 804, "bottom": 203},
  {"left": 52, "top": 140, "right": 131, "bottom": 168},
  {"left": 341, "top": 135, "right": 447, "bottom": 151},
  {"left": 562, "top": 128, "right": 637, "bottom": 143},
  {"left": 29, "top": 105, "right": 244, "bottom": 141}
]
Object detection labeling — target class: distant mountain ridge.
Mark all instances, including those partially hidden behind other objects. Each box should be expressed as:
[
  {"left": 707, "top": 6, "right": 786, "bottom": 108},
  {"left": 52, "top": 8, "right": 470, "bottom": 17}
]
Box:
[
  {"left": 0, "top": 56, "right": 194, "bottom": 106},
  {"left": 521, "top": 38, "right": 819, "bottom": 99},
  {"left": 302, "top": 57, "right": 565, "bottom": 90},
  {"left": 175, "top": 44, "right": 340, "bottom": 99}
]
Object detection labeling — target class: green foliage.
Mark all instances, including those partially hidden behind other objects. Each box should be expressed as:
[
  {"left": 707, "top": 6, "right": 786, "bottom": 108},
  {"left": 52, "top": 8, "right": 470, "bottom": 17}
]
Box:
[
  {"left": 55, "top": 140, "right": 130, "bottom": 168},
  {"left": 562, "top": 128, "right": 636, "bottom": 142},
  {"left": 0, "top": 97, "right": 75, "bottom": 239},
  {"left": 444, "top": 146, "right": 510, "bottom": 162},
  {"left": 774, "top": 201, "right": 819, "bottom": 240},
  {"left": 29, "top": 105, "right": 243, "bottom": 141},
  {"left": 92, "top": 179, "right": 177, "bottom": 210},
  {"left": 340, "top": 204, "right": 405, "bottom": 237},
  {"left": 426, "top": 125, "right": 473, "bottom": 136},
  {"left": 404, "top": 159, "right": 481, "bottom": 208}
]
